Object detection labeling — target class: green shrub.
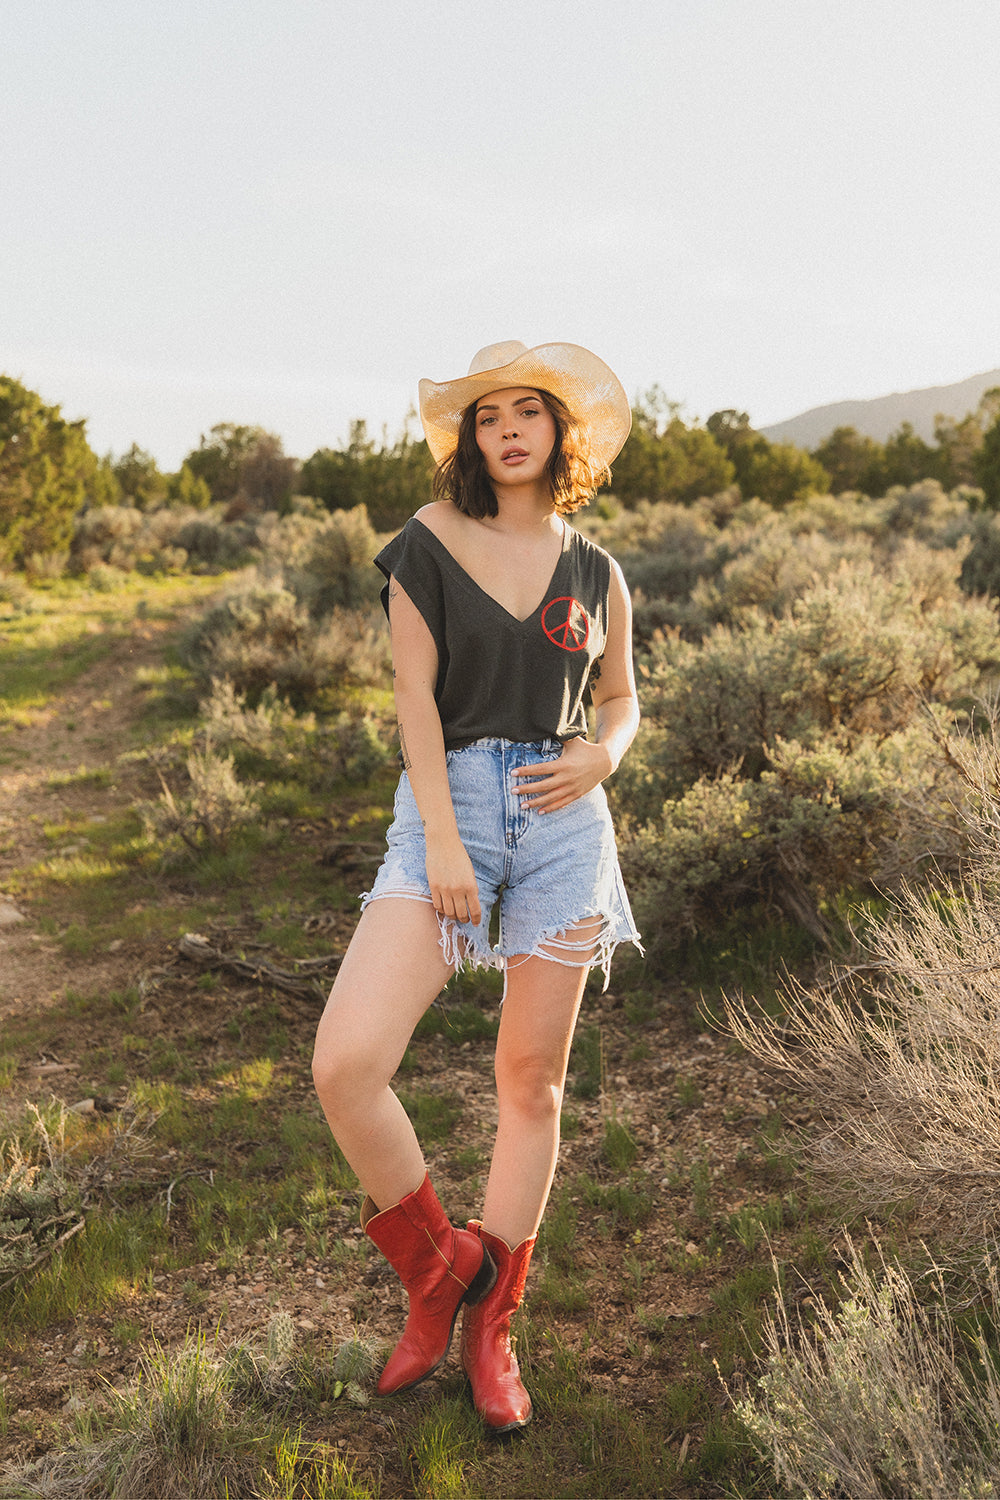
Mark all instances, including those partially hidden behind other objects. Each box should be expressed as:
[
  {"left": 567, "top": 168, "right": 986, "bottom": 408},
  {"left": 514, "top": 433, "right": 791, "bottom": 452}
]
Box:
[
  {"left": 614, "top": 536, "right": 999, "bottom": 956},
  {"left": 278, "top": 504, "right": 385, "bottom": 615},
  {"left": 198, "top": 678, "right": 311, "bottom": 755},
  {"left": 71, "top": 502, "right": 260, "bottom": 575},
  {"left": 624, "top": 550, "right": 996, "bottom": 808},
  {"left": 181, "top": 583, "right": 389, "bottom": 705},
  {"left": 139, "top": 745, "right": 261, "bottom": 852},
  {"left": 172, "top": 510, "right": 259, "bottom": 569},
  {"left": 179, "top": 506, "right": 390, "bottom": 705},
  {"left": 196, "top": 679, "right": 391, "bottom": 786},
  {"left": 624, "top": 736, "right": 911, "bottom": 952}
]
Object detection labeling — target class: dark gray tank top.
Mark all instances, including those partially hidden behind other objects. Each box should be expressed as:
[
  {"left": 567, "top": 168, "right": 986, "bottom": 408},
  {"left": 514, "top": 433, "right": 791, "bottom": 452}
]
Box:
[{"left": 375, "top": 516, "right": 612, "bottom": 749}]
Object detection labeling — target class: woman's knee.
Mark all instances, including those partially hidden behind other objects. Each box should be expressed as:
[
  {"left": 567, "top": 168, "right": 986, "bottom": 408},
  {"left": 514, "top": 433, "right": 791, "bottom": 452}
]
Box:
[
  {"left": 494, "top": 1050, "right": 565, "bottom": 1121},
  {"left": 312, "top": 1032, "right": 385, "bottom": 1110}
]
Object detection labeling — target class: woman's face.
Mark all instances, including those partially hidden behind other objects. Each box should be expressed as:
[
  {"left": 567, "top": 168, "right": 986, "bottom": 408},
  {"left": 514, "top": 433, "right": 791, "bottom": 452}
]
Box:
[{"left": 474, "top": 387, "right": 557, "bottom": 488}]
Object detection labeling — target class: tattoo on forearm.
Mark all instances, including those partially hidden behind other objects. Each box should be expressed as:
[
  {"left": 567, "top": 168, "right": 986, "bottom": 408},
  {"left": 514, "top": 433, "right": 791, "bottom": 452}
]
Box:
[{"left": 398, "top": 721, "right": 412, "bottom": 771}]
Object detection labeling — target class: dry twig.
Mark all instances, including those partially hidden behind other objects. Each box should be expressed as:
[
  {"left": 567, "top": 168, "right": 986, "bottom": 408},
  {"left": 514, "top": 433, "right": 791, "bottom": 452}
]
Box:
[{"left": 177, "top": 931, "right": 340, "bottom": 999}]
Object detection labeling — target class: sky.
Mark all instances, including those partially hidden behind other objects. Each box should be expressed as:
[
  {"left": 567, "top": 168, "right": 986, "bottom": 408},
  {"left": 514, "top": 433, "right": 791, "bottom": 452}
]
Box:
[{"left": 4, "top": 0, "right": 1000, "bottom": 471}]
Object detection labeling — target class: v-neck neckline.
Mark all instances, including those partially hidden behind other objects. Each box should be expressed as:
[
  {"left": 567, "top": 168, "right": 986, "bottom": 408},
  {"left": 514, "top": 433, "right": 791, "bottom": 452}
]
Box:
[{"left": 412, "top": 515, "right": 571, "bottom": 625}]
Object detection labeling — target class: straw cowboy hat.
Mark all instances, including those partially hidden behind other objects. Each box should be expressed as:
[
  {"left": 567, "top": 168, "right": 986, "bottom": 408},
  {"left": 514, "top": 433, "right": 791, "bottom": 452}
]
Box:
[{"left": 418, "top": 340, "right": 632, "bottom": 470}]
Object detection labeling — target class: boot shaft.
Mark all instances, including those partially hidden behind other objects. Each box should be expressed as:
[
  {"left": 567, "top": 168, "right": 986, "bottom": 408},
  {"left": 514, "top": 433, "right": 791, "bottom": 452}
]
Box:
[
  {"left": 362, "top": 1173, "right": 483, "bottom": 1297},
  {"left": 460, "top": 1222, "right": 537, "bottom": 1435}
]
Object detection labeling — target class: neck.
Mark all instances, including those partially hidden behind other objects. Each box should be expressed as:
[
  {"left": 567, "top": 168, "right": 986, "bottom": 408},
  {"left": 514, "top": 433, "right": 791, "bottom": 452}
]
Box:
[{"left": 485, "top": 482, "right": 560, "bottom": 535}]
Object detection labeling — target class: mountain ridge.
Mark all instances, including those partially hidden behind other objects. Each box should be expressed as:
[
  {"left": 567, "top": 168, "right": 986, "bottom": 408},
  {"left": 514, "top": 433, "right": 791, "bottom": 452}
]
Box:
[{"left": 760, "top": 368, "right": 1000, "bottom": 449}]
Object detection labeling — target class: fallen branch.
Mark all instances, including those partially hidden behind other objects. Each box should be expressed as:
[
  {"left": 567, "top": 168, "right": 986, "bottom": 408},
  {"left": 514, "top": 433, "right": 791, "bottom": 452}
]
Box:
[{"left": 177, "top": 931, "right": 341, "bottom": 999}]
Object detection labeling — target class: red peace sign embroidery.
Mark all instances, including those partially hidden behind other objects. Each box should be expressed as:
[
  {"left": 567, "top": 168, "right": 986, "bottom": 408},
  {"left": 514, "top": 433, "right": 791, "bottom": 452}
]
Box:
[{"left": 541, "top": 596, "right": 591, "bottom": 652}]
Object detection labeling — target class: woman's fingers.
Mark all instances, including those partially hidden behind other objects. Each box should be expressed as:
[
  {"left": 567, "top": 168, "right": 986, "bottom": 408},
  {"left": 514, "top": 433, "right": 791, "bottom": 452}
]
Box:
[
  {"left": 426, "top": 840, "right": 482, "bottom": 925},
  {"left": 513, "top": 762, "right": 578, "bottom": 810},
  {"left": 513, "top": 741, "right": 612, "bottom": 810},
  {"left": 431, "top": 884, "right": 482, "bottom": 926}
]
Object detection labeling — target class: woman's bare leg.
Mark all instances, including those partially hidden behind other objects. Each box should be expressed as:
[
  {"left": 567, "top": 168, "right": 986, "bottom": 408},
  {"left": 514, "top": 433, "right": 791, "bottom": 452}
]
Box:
[
  {"left": 312, "top": 897, "right": 454, "bottom": 1210},
  {"left": 481, "top": 922, "right": 599, "bottom": 1246}
]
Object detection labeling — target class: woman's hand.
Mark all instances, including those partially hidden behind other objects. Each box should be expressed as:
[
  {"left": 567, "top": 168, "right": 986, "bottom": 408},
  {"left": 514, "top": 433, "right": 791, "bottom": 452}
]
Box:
[
  {"left": 512, "top": 737, "right": 613, "bottom": 814},
  {"left": 425, "top": 833, "right": 482, "bottom": 926}
]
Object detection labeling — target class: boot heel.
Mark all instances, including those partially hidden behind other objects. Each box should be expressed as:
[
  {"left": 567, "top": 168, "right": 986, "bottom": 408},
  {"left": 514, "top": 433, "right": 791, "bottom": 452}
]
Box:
[{"left": 464, "top": 1246, "right": 498, "bottom": 1306}]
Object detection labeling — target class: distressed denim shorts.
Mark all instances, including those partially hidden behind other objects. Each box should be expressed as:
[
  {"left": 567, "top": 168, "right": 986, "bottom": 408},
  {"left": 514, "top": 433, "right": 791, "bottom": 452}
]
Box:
[{"left": 361, "top": 737, "right": 642, "bottom": 991}]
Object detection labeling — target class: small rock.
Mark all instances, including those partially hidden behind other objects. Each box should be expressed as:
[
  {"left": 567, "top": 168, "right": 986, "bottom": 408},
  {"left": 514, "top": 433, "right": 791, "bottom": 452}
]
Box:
[
  {"left": 70, "top": 1099, "right": 96, "bottom": 1114},
  {"left": 0, "top": 900, "right": 26, "bottom": 928}
]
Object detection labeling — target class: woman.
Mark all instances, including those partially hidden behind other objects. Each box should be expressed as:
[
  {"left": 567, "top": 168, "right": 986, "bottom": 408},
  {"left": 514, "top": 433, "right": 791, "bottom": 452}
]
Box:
[{"left": 312, "top": 339, "right": 642, "bottom": 1435}]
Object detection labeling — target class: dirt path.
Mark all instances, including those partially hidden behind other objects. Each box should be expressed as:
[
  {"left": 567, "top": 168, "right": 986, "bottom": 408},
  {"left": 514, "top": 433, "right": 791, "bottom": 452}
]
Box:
[{"left": 0, "top": 616, "right": 179, "bottom": 1020}]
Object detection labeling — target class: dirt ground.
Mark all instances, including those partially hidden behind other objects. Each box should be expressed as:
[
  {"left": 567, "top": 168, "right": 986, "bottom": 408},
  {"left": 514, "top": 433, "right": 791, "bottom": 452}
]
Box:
[{"left": 0, "top": 615, "right": 792, "bottom": 1488}]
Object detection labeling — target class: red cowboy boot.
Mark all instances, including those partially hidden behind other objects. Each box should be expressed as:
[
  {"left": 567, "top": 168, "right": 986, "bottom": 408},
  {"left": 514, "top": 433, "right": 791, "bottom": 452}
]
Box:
[
  {"left": 362, "top": 1173, "right": 497, "bottom": 1396},
  {"left": 460, "top": 1222, "right": 536, "bottom": 1434}
]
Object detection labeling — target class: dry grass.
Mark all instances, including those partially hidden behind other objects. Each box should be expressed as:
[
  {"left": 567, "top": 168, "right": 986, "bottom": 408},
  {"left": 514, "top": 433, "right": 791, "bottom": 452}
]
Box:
[
  {"left": 730, "top": 1236, "right": 1000, "bottom": 1499},
  {"left": 722, "top": 703, "right": 1000, "bottom": 1246}
]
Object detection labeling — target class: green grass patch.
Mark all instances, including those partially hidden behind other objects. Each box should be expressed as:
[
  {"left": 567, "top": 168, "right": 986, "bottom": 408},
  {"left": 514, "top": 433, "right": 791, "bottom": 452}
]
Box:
[
  {"left": 575, "top": 1171, "right": 656, "bottom": 1231},
  {"left": 414, "top": 999, "right": 499, "bottom": 1045},
  {"left": 601, "top": 1110, "right": 639, "bottom": 1173},
  {"left": 569, "top": 1023, "right": 604, "bottom": 1099},
  {"left": 44, "top": 764, "right": 114, "bottom": 790},
  {"left": 4, "top": 1207, "right": 165, "bottom": 1332},
  {"left": 0, "top": 574, "right": 220, "bottom": 726},
  {"left": 398, "top": 1090, "right": 465, "bottom": 1142},
  {"left": 0, "top": 1323, "right": 381, "bottom": 1499},
  {"left": 679, "top": 914, "right": 823, "bottom": 1020}
]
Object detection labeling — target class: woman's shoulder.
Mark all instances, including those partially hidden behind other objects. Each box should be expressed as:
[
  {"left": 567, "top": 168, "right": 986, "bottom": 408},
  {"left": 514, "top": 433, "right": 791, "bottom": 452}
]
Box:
[
  {"left": 380, "top": 506, "right": 442, "bottom": 555},
  {"left": 412, "top": 500, "right": 466, "bottom": 545}
]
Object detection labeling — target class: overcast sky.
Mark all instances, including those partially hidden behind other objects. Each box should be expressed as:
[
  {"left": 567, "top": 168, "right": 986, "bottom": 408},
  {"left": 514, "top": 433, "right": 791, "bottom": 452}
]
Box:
[{"left": 4, "top": 0, "right": 999, "bottom": 470}]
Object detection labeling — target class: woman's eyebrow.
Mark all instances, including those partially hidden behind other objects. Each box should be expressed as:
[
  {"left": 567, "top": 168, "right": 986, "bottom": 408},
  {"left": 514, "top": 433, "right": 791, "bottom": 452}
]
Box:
[{"left": 476, "top": 395, "right": 539, "bottom": 413}]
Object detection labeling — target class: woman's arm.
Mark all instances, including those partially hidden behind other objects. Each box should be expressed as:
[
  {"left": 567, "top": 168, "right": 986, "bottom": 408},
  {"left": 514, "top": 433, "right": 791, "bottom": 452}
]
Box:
[
  {"left": 514, "top": 557, "right": 640, "bottom": 812},
  {"left": 387, "top": 574, "right": 482, "bottom": 925}
]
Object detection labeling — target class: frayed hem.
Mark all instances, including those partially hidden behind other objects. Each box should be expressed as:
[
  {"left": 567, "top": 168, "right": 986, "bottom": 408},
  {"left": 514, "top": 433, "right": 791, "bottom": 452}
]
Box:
[
  {"left": 506, "top": 914, "right": 644, "bottom": 994},
  {"left": 359, "top": 886, "right": 433, "bottom": 914},
  {"left": 436, "top": 914, "right": 505, "bottom": 977},
  {"left": 361, "top": 891, "right": 503, "bottom": 979},
  {"left": 360, "top": 893, "right": 643, "bottom": 998}
]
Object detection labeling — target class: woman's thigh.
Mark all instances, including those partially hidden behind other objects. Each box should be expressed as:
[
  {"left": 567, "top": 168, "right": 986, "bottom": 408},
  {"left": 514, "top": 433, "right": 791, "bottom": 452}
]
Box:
[
  {"left": 314, "top": 897, "right": 454, "bottom": 1087},
  {"left": 494, "top": 929, "right": 598, "bottom": 1094}
]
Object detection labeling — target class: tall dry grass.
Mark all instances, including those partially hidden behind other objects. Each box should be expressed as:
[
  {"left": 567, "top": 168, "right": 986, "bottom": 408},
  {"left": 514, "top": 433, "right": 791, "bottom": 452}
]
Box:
[
  {"left": 731, "top": 1236, "right": 1000, "bottom": 1499},
  {"left": 722, "top": 701, "right": 1000, "bottom": 1245}
]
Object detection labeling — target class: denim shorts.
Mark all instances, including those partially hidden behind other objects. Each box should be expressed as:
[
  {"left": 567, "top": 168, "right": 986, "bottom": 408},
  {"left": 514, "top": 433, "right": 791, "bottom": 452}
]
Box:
[{"left": 361, "top": 737, "right": 642, "bottom": 991}]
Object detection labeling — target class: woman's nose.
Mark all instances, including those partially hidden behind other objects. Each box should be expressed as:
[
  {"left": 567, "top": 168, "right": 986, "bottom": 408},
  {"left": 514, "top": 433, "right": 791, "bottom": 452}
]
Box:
[{"left": 502, "top": 423, "right": 519, "bottom": 439}]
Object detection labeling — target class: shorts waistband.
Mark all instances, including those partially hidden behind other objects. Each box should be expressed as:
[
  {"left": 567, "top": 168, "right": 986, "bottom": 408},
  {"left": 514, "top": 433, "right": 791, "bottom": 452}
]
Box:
[{"left": 445, "top": 736, "right": 562, "bottom": 754}]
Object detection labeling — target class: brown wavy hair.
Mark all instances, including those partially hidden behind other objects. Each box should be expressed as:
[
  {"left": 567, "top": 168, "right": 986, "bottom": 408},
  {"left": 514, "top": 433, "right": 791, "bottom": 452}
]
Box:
[{"left": 431, "top": 388, "right": 611, "bottom": 518}]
